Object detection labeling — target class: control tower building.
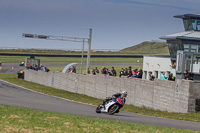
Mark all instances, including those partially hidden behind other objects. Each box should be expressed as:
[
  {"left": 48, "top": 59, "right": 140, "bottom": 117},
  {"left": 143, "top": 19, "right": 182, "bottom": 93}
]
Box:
[{"left": 143, "top": 13, "right": 200, "bottom": 80}]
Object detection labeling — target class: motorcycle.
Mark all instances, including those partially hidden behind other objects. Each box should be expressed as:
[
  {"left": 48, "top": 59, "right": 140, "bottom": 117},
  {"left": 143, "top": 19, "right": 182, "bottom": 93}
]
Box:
[{"left": 96, "top": 97, "right": 125, "bottom": 115}]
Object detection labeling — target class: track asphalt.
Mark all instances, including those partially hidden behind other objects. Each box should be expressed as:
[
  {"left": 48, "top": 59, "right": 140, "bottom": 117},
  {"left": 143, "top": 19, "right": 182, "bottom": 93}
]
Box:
[{"left": 0, "top": 80, "right": 200, "bottom": 131}]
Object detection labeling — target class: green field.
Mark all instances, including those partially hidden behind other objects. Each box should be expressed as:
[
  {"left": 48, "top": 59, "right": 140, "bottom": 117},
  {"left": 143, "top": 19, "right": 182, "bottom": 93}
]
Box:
[
  {"left": 1, "top": 105, "right": 198, "bottom": 133},
  {"left": 0, "top": 56, "right": 143, "bottom": 63},
  {"left": 1, "top": 73, "right": 200, "bottom": 123}
]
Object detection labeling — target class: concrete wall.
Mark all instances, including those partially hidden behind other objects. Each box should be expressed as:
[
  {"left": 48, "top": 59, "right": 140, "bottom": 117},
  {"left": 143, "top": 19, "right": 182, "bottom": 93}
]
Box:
[{"left": 25, "top": 70, "right": 200, "bottom": 113}]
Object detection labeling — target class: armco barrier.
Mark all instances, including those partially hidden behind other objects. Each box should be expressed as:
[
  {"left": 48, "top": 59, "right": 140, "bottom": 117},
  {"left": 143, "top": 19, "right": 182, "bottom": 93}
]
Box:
[{"left": 24, "top": 70, "right": 200, "bottom": 113}]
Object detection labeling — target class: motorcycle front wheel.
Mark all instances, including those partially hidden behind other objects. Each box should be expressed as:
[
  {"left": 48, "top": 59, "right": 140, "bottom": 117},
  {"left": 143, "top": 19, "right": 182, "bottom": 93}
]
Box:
[{"left": 108, "top": 104, "right": 119, "bottom": 115}]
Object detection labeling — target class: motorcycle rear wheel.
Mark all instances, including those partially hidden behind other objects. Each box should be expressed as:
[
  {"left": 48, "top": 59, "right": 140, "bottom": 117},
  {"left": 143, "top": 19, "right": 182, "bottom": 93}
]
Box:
[{"left": 108, "top": 104, "right": 119, "bottom": 115}]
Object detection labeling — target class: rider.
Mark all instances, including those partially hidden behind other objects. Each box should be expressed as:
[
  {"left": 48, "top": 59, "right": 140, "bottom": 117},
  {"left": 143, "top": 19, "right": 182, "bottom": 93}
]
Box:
[{"left": 102, "top": 91, "right": 128, "bottom": 105}]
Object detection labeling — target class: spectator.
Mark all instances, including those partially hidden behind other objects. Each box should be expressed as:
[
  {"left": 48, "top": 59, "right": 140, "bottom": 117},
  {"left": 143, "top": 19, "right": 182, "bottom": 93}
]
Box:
[
  {"left": 101, "top": 66, "right": 107, "bottom": 74},
  {"left": 94, "top": 67, "right": 99, "bottom": 74},
  {"left": 71, "top": 65, "right": 76, "bottom": 73},
  {"left": 168, "top": 73, "right": 175, "bottom": 81},
  {"left": 160, "top": 72, "right": 167, "bottom": 80},
  {"left": 45, "top": 67, "right": 50, "bottom": 72},
  {"left": 101, "top": 66, "right": 104, "bottom": 73},
  {"left": 184, "top": 70, "right": 192, "bottom": 80},
  {"left": 108, "top": 69, "right": 113, "bottom": 76},
  {"left": 67, "top": 67, "right": 71, "bottom": 73},
  {"left": 87, "top": 66, "right": 90, "bottom": 74},
  {"left": 91, "top": 69, "right": 95, "bottom": 75},
  {"left": 119, "top": 68, "right": 125, "bottom": 77},
  {"left": 110, "top": 67, "right": 116, "bottom": 76},
  {"left": 34, "top": 65, "right": 38, "bottom": 71},
  {"left": 148, "top": 72, "right": 155, "bottom": 81},
  {"left": 136, "top": 68, "right": 143, "bottom": 79},
  {"left": 105, "top": 68, "right": 109, "bottom": 75},
  {"left": 124, "top": 68, "right": 128, "bottom": 76},
  {"left": 132, "top": 69, "right": 137, "bottom": 78},
  {"left": 41, "top": 65, "right": 45, "bottom": 71},
  {"left": 128, "top": 66, "right": 133, "bottom": 77},
  {"left": 27, "top": 61, "right": 30, "bottom": 67},
  {"left": 102, "top": 67, "right": 107, "bottom": 74},
  {"left": 127, "top": 70, "right": 132, "bottom": 78}
]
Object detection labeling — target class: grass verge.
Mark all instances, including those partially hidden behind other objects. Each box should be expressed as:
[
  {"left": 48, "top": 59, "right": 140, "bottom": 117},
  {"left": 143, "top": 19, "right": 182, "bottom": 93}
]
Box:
[
  {"left": 0, "top": 73, "right": 200, "bottom": 123},
  {"left": 0, "top": 105, "right": 198, "bottom": 133}
]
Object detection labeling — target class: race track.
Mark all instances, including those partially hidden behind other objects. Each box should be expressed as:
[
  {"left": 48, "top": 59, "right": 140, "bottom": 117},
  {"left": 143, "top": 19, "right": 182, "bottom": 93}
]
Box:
[{"left": 0, "top": 80, "right": 200, "bottom": 131}]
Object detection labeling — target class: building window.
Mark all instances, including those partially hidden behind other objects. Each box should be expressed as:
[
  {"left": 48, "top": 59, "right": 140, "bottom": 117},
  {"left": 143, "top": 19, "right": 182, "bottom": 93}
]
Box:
[
  {"left": 191, "top": 45, "right": 198, "bottom": 52},
  {"left": 184, "top": 44, "right": 199, "bottom": 53},
  {"left": 183, "top": 19, "right": 200, "bottom": 31},
  {"left": 184, "top": 44, "right": 190, "bottom": 52}
]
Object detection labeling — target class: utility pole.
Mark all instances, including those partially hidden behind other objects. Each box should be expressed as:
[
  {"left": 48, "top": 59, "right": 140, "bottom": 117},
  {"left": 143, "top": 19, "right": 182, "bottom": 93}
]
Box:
[
  {"left": 86, "top": 28, "right": 92, "bottom": 74},
  {"left": 23, "top": 28, "right": 92, "bottom": 74}
]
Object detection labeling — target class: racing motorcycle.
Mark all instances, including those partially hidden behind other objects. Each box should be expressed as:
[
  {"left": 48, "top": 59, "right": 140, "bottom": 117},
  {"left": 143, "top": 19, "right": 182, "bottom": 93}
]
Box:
[{"left": 96, "top": 97, "right": 125, "bottom": 115}]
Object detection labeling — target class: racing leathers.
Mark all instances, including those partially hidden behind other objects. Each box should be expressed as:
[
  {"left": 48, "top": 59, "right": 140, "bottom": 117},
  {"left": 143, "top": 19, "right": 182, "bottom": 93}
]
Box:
[{"left": 102, "top": 93, "right": 126, "bottom": 105}]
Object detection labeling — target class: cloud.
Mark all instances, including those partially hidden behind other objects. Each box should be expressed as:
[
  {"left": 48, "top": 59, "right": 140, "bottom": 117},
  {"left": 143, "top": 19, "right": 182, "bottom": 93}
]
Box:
[{"left": 103, "top": 0, "right": 198, "bottom": 12}]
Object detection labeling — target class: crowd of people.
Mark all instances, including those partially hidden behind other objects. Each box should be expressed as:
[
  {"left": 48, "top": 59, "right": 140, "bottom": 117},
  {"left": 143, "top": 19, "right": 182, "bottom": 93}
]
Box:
[
  {"left": 32, "top": 62, "right": 193, "bottom": 81},
  {"left": 67, "top": 65, "right": 76, "bottom": 73},
  {"left": 89, "top": 66, "right": 143, "bottom": 79},
  {"left": 150, "top": 70, "right": 193, "bottom": 81},
  {"left": 27, "top": 63, "right": 50, "bottom": 72},
  {"left": 65, "top": 66, "right": 194, "bottom": 81},
  {"left": 88, "top": 65, "right": 186, "bottom": 82},
  {"left": 149, "top": 72, "right": 175, "bottom": 81}
]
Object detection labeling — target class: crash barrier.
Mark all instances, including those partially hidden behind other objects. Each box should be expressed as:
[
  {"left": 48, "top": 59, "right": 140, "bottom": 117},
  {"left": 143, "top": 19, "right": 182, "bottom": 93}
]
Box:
[{"left": 25, "top": 70, "right": 200, "bottom": 113}]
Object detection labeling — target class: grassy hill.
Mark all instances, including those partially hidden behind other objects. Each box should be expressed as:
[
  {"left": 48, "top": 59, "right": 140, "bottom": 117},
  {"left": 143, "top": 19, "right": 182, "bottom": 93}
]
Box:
[
  {"left": 120, "top": 41, "right": 169, "bottom": 55},
  {"left": 0, "top": 41, "right": 169, "bottom": 55}
]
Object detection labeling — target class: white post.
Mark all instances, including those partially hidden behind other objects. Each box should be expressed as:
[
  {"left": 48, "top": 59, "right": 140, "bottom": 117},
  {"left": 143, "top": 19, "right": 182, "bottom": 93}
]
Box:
[
  {"left": 86, "top": 28, "right": 92, "bottom": 74},
  {"left": 81, "top": 39, "right": 84, "bottom": 74}
]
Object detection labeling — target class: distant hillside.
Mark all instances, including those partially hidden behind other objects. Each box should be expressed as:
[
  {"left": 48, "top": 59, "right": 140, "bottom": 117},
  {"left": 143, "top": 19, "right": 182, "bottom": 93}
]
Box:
[{"left": 120, "top": 41, "right": 169, "bottom": 55}]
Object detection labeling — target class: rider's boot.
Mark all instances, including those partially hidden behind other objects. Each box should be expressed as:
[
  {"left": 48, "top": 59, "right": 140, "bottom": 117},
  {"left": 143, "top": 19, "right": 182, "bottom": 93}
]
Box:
[{"left": 102, "top": 101, "right": 105, "bottom": 106}]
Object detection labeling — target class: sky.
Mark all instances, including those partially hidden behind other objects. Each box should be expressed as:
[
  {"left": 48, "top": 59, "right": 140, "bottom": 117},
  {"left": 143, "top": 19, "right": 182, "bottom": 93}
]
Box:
[{"left": 0, "top": 0, "right": 200, "bottom": 50}]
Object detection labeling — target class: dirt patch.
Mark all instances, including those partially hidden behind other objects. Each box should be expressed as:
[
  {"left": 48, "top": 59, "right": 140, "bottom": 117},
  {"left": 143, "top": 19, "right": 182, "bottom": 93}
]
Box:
[
  {"left": 95, "top": 128, "right": 101, "bottom": 132},
  {"left": 106, "top": 126, "right": 110, "bottom": 129},
  {"left": 34, "top": 126, "right": 44, "bottom": 130},
  {"left": 46, "top": 117, "right": 59, "bottom": 119},
  {"left": 64, "top": 122, "right": 73, "bottom": 127},
  {"left": 3, "top": 126, "right": 17, "bottom": 132},
  {"left": 80, "top": 122, "right": 89, "bottom": 126},
  {"left": 9, "top": 115, "right": 21, "bottom": 119},
  {"left": 4, "top": 121, "right": 9, "bottom": 124},
  {"left": 44, "top": 122, "right": 54, "bottom": 126},
  {"left": 20, "top": 128, "right": 33, "bottom": 133},
  {"left": 18, "top": 120, "right": 25, "bottom": 122}
]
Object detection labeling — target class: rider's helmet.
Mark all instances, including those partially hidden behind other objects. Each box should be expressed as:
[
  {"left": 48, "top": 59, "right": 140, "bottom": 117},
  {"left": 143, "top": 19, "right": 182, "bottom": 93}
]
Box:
[{"left": 121, "top": 91, "right": 128, "bottom": 97}]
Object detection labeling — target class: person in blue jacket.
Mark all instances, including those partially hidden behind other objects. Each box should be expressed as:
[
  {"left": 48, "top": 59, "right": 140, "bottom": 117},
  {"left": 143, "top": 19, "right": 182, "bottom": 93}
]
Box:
[{"left": 160, "top": 72, "right": 167, "bottom": 80}]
